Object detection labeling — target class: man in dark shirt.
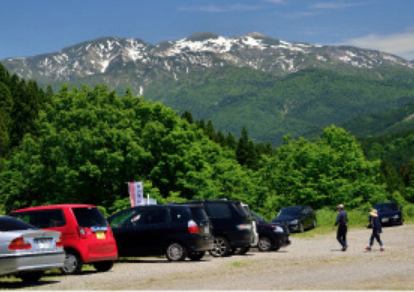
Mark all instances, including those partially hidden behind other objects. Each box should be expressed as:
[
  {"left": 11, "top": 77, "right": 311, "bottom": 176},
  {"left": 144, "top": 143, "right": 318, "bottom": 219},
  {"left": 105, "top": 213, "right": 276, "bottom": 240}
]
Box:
[{"left": 332, "top": 204, "right": 348, "bottom": 251}]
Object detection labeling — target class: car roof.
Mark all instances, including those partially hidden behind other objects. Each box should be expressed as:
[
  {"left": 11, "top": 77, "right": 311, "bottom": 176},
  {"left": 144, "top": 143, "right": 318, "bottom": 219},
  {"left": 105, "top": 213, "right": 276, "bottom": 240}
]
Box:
[{"left": 11, "top": 204, "right": 97, "bottom": 213}]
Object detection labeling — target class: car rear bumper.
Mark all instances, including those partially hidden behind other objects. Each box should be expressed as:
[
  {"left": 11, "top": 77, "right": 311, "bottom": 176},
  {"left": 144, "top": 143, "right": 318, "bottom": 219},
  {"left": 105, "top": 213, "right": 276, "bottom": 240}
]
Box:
[
  {"left": 0, "top": 251, "right": 65, "bottom": 276},
  {"left": 185, "top": 236, "right": 214, "bottom": 252},
  {"left": 229, "top": 231, "right": 254, "bottom": 248},
  {"left": 83, "top": 241, "right": 118, "bottom": 263}
]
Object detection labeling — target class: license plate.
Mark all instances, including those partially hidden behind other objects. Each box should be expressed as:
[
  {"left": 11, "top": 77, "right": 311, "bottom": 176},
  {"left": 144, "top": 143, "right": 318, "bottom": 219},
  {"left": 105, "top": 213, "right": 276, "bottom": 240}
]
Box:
[
  {"left": 204, "top": 227, "right": 209, "bottom": 234},
  {"left": 37, "top": 239, "right": 51, "bottom": 249},
  {"left": 382, "top": 218, "right": 389, "bottom": 223},
  {"left": 96, "top": 232, "right": 106, "bottom": 239}
]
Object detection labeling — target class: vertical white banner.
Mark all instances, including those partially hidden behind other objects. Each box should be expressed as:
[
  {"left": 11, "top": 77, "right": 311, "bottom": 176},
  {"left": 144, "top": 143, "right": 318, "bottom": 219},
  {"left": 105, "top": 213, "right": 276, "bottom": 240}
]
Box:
[{"left": 136, "top": 182, "right": 143, "bottom": 205}]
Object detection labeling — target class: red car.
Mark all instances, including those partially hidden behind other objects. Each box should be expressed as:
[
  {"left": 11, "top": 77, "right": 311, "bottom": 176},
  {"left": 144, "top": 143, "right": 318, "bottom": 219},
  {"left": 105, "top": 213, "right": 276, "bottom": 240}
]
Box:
[{"left": 11, "top": 204, "right": 118, "bottom": 274}]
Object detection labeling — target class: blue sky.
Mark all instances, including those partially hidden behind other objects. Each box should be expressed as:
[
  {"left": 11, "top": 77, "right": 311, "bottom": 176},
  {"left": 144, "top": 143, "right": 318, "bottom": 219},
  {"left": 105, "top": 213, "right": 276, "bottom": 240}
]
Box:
[{"left": 1, "top": 0, "right": 413, "bottom": 60}]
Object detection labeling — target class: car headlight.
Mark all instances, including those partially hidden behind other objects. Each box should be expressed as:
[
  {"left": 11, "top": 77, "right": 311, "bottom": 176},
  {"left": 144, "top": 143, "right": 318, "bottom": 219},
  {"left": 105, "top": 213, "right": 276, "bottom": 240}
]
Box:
[
  {"left": 291, "top": 219, "right": 299, "bottom": 224},
  {"left": 274, "top": 226, "right": 284, "bottom": 233}
]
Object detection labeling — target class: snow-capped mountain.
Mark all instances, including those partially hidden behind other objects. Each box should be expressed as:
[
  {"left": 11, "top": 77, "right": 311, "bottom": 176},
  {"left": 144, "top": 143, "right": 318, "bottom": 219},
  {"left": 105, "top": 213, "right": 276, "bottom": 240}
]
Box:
[{"left": 3, "top": 32, "right": 414, "bottom": 93}]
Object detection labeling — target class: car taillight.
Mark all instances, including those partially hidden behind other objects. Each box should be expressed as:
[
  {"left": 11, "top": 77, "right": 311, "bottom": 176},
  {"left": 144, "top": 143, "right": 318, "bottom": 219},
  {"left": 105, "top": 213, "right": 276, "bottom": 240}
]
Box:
[
  {"left": 188, "top": 220, "right": 199, "bottom": 234},
  {"left": 107, "top": 226, "right": 113, "bottom": 238},
  {"left": 56, "top": 237, "right": 63, "bottom": 248},
  {"left": 236, "top": 224, "right": 252, "bottom": 230},
  {"left": 9, "top": 237, "right": 32, "bottom": 250}
]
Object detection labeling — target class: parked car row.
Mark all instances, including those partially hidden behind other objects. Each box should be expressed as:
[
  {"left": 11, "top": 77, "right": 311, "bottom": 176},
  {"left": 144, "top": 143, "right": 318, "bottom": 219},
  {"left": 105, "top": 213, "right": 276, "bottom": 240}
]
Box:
[
  {"left": 1, "top": 200, "right": 291, "bottom": 283},
  {"left": 1, "top": 200, "right": 402, "bottom": 284}
]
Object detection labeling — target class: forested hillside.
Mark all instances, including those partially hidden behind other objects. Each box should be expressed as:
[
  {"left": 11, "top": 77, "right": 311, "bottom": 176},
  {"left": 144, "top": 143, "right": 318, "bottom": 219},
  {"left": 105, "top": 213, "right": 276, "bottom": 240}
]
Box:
[
  {"left": 146, "top": 67, "right": 414, "bottom": 145},
  {"left": 1, "top": 63, "right": 413, "bottom": 219}
]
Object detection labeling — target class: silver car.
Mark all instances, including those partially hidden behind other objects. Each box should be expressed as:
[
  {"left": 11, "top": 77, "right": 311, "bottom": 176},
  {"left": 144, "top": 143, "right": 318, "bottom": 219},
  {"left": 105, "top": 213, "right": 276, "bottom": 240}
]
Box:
[{"left": 0, "top": 215, "right": 65, "bottom": 283}]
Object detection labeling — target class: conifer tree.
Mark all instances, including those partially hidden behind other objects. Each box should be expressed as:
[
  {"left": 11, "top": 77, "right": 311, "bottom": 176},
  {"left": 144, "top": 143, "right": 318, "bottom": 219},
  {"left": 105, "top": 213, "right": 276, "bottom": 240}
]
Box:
[
  {"left": 225, "top": 132, "right": 237, "bottom": 150},
  {"left": 206, "top": 120, "right": 216, "bottom": 141},
  {"left": 181, "top": 110, "right": 194, "bottom": 124},
  {"left": 236, "top": 127, "right": 250, "bottom": 166},
  {"left": 216, "top": 130, "right": 225, "bottom": 147},
  {"left": 265, "top": 141, "right": 274, "bottom": 156}
]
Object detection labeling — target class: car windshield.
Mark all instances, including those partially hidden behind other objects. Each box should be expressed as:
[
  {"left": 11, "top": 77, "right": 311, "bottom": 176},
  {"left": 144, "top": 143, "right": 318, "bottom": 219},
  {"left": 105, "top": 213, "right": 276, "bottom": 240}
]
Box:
[
  {"left": 72, "top": 207, "right": 107, "bottom": 227},
  {"left": 277, "top": 207, "right": 301, "bottom": 217},
  {"left": 0, "top": 216, "right": 38, "bottom": 232},
  {"left": 251, "top": 211, "right": 264, "bottom": 222},
  {"left": 374, "top": 203, "right": 398, "bottom": 212}
]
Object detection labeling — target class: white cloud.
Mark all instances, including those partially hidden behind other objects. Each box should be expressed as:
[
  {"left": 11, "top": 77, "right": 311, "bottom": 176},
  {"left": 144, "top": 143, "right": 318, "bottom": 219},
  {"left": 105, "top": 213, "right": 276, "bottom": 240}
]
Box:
[
  {"left": 178, "top": 4, "right": 260, "bottom": 12},
  {"left": 311, "top": 2, "right": 367, "bottom": 9},
  {"left": 342, "top": 30, "right": 414, "bottom": 60}
]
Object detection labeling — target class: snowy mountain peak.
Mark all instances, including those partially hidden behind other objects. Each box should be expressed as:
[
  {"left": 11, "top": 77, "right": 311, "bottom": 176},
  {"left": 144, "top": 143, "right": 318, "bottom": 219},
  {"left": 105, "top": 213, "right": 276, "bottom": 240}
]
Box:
[{"left": 3, "top": 32, "right": 414, "bottom": 84}]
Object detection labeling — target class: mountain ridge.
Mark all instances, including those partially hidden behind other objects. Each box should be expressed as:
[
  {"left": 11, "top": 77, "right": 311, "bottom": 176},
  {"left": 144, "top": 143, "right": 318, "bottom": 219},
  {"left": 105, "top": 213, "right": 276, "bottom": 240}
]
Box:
[{"left": 3, "top": 32, "right": 414, "bottom": 94}]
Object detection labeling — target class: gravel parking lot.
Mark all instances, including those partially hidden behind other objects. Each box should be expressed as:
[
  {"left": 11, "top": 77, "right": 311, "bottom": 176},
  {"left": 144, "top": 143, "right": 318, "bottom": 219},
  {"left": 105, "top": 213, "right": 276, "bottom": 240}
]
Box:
[{"left": 2, "top": 224, "right": 413, "bottom": 290}]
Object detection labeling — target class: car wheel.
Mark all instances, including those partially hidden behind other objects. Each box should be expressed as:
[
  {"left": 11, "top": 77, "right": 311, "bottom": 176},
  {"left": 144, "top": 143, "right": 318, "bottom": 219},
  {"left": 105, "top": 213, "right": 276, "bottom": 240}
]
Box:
[
  {"left": 258, "top": 237, "right": 272, "bottom": 252},
  {"left": 166, "top": 243, "right": 187, "bottom": 261},
  {"left": 233, "top": 247, "right": 250, "bottom": 255},
  {"left": 313, "top": 219, "right": 317, "bottom": 229},
  {"left": 93, "top": 261, "right": 114, "bottom": 272},
  {"left": 18, "top": 271, "right": 44, "bottom": 283},
  {"left": 188, "top": 251, "right": 205, "bottom": 261},
  {"left": 209, "top": 236, "right": 231, "bottom": 257},
  {"left": 299, "top": 223, "right": 304, "bottom": 233},
  {"left": 62, "top": 249, "right": 83, "bottom": 275}
]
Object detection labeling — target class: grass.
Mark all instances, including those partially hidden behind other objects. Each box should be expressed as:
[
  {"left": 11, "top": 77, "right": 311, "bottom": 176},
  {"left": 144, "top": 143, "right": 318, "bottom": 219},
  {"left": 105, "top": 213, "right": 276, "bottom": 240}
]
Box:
[
  {"left": 291, "top": 205, "right": 414, "bottom": 238},
  {"left": 230, "top": 261, "right": 249, "bottom": 268}
]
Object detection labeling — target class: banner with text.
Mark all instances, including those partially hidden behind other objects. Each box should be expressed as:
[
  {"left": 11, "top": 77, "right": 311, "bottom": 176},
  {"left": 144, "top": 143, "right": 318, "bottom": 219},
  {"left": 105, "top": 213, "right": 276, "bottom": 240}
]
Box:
[{"left": 129, "top": 182, "right": 143, "bottom": 207}]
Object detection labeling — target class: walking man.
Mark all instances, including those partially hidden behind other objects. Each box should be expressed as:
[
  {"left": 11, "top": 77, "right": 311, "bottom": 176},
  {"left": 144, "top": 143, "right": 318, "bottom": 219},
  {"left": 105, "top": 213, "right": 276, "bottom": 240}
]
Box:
[
  {"left": 366, "top": 209, "right": 385, "bottom": 251},
  {"left": 332, "top": 204, "right": 348, "bottom": 251}
]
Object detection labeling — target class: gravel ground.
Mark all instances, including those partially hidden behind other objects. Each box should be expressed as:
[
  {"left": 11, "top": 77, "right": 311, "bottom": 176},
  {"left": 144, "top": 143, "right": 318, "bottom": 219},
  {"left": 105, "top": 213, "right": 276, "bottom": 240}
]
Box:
[{"left": 1, "top": 224, "right": 413, "bottom": 290}]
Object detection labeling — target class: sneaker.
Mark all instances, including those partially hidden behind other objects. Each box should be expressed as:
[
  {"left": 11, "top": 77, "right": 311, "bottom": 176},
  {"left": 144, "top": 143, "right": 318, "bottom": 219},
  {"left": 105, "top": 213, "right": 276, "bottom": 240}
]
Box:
[
  {"left": 380, "top": 247, "right": 385, "bottom": 251},
  {"left": 365, "top": 246, "right": 371, "bottom": 251},
  {"left": 342, "top": 245, "right": 348, "bottom": 251}
]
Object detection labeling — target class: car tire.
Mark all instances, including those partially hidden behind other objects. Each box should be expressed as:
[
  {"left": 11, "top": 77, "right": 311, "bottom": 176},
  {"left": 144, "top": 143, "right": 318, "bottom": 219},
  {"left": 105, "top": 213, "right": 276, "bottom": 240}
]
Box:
[
  {"left": 209, "top": 236, "right": 231, "bottom": 257},
  {"left": 166, "top": 242, "right": 187, "bottom": 261},
  {"left": 62, "top": 249, "right": 83, "bottom": 275},
  {"left": 299, "top": 223, "right": 304, "bottom": 233},
  {"left": 233, "top": 247, "right": 250, "bottom": 255},
  {"left": 188, "top": 251, "right": 205, "bottom": 261},
  {"left": 258, "top": 237, "right": 272, "bottom": 252},
  {"left": 93, "top": 261, "right": 114, "bottom": 272},
  {"left": 18, "top": 271, "right": 44, "bottom": 283}
]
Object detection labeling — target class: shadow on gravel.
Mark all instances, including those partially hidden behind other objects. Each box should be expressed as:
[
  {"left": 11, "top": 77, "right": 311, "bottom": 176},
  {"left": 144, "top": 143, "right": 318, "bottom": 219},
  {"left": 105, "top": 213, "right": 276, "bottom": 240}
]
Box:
[
  {"left": 0, "top": 280, "right": 59, "bottom": 289},
  {"left": 117, "top": 259, "right": 209, "bottom": 264}
]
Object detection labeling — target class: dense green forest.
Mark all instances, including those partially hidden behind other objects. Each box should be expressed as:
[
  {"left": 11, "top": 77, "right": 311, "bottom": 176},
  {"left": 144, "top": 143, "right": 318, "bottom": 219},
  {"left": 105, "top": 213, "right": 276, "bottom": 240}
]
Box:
[
  {"left": 145, "top": 67, "right": 414, "bottom": 145},
  {"left": 0, "top": 63, "right": 413, "bottom": 219}
]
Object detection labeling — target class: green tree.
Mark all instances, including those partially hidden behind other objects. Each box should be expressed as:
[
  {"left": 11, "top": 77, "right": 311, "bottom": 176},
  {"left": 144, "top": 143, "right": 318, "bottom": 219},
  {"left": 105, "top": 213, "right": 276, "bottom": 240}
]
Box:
[
  {"left": 181, "top": 110, "right": 194, "bottom": 124},
  {"left": 225, "top": 132, "right": 237, "bottom": 150}
]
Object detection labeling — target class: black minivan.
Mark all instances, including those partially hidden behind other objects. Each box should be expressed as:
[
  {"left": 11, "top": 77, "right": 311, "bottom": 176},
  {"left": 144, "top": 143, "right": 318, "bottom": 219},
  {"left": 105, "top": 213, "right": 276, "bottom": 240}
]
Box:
[
  {"left": 182, "top": 200, "right": 255, "bottom": 257},
  {"left": 107, "top": 205, "right": 213, "bottom": 261}
]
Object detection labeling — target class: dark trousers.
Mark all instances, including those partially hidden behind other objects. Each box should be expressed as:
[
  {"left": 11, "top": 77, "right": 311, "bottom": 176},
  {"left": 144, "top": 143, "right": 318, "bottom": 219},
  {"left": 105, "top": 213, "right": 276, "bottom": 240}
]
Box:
[
  {"left": 370, "top": 232, "right": 383, "bottom": 247},
  {"left": 337, "top": 225, "right": 347, "bottom": 247}
]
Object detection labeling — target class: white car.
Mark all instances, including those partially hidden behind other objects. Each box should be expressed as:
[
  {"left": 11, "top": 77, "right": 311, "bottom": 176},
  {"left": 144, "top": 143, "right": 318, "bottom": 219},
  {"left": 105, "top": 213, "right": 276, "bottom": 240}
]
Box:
[{"left": 0, "top": 215, "right": 65, "bottom": 283}]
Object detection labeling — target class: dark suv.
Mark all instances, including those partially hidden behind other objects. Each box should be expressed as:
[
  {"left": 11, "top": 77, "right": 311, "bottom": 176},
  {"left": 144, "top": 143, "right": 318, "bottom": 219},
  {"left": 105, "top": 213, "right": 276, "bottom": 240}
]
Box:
[
  {"left": 182, "top": 200, "right": 255, "bottom": 257},
  {"left": 373, "top": 202, "right": 404, "bottom": 226},
  {"left": 272, "top": 206, "right": 317, "bottom": 233},
  {"left": 107, "top": 205, "right": 213, "bottom": 261},
  {"left": 251, "top": 211, "right": 291, "bottom": 252}
]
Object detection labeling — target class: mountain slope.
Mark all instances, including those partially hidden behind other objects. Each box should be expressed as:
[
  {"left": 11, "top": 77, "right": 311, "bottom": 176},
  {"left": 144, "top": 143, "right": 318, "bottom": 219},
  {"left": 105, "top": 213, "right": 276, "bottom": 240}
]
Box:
[
  {"left": 146, "top": 67, "right": 414, "bottom": 144},
  {"left": 3, "top": 33, "right": 414, "bottom": 95},
  {"left": 340, "top": 101, "right": 414, "bottom": 137}
]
